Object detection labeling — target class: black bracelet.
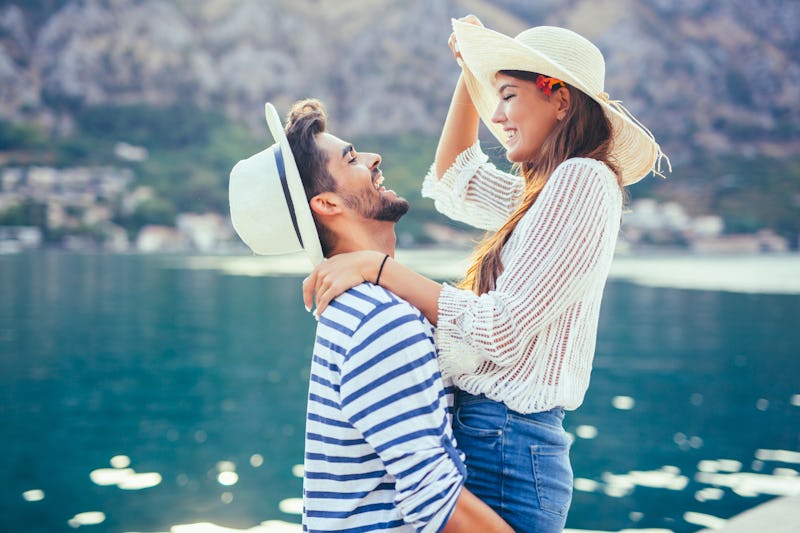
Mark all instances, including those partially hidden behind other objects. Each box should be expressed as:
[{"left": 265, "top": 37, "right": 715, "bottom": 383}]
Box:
[{"left": 375, "top": 254, "right": 390, "bottom": 286}]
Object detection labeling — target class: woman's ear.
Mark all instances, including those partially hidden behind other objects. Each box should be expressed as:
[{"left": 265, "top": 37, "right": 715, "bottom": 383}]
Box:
[
  {"left": 309, "top": 192, "right": 342, "bottom": 217},
  {"left": 554, "top": 86, "right": 571, "bottom": 121}
]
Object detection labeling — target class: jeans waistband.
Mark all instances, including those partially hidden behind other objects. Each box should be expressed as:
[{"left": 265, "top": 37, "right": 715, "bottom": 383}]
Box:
[{"left": 455, "top": 389, "right": 565, "bottom": 423}]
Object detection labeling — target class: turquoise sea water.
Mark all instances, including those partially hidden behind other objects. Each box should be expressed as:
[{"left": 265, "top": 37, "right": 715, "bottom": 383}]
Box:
[{"left": 1, "top": 251, "right": 798, "bottom": 532}]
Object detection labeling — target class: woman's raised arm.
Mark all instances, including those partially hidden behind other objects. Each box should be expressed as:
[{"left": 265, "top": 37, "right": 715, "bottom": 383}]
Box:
[
  {"left": 433, "top": 74, "right": 481, "bottom": 180},
  {"left": 302, "top": 250, "right": 443, "bottom": 324},
  {"left": 433, "top": 15, "right": 483, "bottom": 179}
]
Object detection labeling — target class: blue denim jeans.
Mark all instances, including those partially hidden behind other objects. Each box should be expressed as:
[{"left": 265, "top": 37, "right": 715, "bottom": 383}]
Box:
[{"left": 453, "top": 390, "right": 573, "bottom": 533}]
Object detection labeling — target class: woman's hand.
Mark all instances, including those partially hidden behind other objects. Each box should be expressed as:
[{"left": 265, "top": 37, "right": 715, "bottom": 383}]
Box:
[
  {"left": 302, "top": 250, "right": 385, "bottom": 317},
  {"left": 448, "top": 14, "right": 484, "bottom": 64}
]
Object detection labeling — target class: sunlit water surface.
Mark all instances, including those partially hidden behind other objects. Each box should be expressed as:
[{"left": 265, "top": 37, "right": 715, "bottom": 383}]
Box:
[{"left": 1, "top": 251, "right": 798, "bottom": 532}]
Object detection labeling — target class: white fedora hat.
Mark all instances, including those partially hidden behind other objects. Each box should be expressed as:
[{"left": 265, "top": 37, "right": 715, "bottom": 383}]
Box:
[
  {"left": 229, "top": 102, "right": 324, "bottom": 266},
  {"left": 453, "top": 20, "right": 669, "bottom": 185}
]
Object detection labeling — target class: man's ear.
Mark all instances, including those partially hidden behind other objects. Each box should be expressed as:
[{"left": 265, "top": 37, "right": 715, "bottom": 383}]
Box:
[{"left": 309, "top": 192, "right": 343, "bottom": 218}]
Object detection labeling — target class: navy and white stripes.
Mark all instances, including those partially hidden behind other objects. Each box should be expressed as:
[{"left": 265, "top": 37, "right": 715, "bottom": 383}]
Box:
[{"left": 303, "top": 283, "right": 465, "bottom": 532}]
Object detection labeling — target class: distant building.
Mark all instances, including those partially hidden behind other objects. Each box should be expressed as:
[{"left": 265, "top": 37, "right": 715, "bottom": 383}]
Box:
[
  {"left": 135, "top": 225, "right": 185, "bottom": 253},
  {"left": 691, "top": 229, "right": 789, "bottom": 254},
  {"left": 175, "top": 213, "right": 233, "bottom": 253},
  {"left": 688, "top": 215, "right": 725, "bottom": 239},
  {"left": 619, "top": 199, "right": 791, "bottom": 253},
  {"left": 0, "top": 226, "right": 42, "bottom": 253},
  {"left": 1, "top": 165, "right": 136, "bottom": 249},
  {"left": 120, "top": 186, "right": 155, "bottom": 215},
  {"left": 113, "top": 142, "right": 149, "bottom": 162}
]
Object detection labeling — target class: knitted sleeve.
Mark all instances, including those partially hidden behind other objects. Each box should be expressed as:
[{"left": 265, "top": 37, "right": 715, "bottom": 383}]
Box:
[
  {"left": 434, "top": 158, "right": 620, "bottom": 376},
  {"left": 421, "top": 140, "right": 525, "bottom": 231}
]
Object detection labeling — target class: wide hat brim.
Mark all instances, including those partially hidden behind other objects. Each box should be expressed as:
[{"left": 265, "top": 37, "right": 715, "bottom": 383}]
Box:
[
  {"left": 453, "top": 20, "right": 664, "bottom": 186},
  {"left": 229, "top": 103, "right": 324, "bottom": 267}
]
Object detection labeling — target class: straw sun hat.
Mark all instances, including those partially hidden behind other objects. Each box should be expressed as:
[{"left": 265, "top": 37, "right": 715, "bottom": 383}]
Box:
[
  {"left": 453, "top": 20, "right": 668, "bottom": 185},
  {"left": 229, "top": 103, "right": 324, "bottom": 267}
]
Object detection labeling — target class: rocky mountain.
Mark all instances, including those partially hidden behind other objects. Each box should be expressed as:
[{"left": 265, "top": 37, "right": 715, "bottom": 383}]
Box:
[
  {"left": 1, "top": 0, "right": 798, "bottom": 167},
  {"left": 2, "top": 0, "right": 800, "bottom": 249}
]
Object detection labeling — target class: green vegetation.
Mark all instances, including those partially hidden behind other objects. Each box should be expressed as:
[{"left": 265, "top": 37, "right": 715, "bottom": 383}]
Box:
[
  {"left": 0, "top": 199, "right": 44, "bottom": 226},
  {"left": 76, "top": 104, "right": 224, "bottom": 150},
  {"left": 1, "top": 103, "right": 798, "bottom": 248},
  {"left": 1, "top": 104, "right": 263, "bottom": 234},
  {"left": 704, "top": 154, "right": 800, "bottom": 243},
  {"left": 0, "top": 120, "right": 46, "bottom": 150}
]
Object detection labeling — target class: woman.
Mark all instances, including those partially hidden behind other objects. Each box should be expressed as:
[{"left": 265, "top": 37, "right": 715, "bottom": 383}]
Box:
[{"left": 303, "top": 16, "right": 667, "bottom": 532}]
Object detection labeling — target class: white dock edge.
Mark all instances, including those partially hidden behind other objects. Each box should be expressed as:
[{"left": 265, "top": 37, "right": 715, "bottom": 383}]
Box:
[{"left": 698, "top": 495, "right": 800, "bottom": 533}]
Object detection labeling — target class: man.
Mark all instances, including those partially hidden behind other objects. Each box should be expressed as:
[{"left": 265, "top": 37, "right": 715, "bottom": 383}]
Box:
[{"left": 229, "top": 100, "right": 510, "bottom": 532}]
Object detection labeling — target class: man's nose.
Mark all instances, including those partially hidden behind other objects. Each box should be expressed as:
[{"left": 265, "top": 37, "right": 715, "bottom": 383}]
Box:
[{"left": 365, "top": 152, "right": 381, "bottom": 168}]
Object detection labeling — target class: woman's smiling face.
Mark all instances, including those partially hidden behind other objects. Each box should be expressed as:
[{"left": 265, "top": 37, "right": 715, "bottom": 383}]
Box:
[{"left": 491, "top": 72, "right": 563, "bottom": 163}]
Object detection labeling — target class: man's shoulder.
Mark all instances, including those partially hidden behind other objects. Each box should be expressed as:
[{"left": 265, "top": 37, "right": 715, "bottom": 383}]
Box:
[{"left": 325, "top": 282, "right": 432, "bottom": 333}]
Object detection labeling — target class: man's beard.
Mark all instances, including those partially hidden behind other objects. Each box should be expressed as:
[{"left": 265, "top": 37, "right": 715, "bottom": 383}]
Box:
[{"left": 342, "top": 190, "right": 410, "bottom": 222}]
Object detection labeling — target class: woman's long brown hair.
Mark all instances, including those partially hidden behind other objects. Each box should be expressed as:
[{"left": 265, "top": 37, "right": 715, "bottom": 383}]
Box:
[{"left": 458, "top": 70, "right": 621, "bottom": 295}]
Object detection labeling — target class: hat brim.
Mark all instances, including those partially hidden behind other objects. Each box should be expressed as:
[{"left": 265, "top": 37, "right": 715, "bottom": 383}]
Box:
[
  {"left": 263, "top": 103, "right": 324, "bottom": 266},
  {"left": 453, "top": 21, "right": 662, "bottom": 185},
  {"left": 229, "top": 104, "right": 324, "bottom": 267}
]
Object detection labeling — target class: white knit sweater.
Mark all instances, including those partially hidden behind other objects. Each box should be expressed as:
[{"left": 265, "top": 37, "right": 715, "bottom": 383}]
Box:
[{"left": 421, "top": 141, "right": 622, "bottom": 414}]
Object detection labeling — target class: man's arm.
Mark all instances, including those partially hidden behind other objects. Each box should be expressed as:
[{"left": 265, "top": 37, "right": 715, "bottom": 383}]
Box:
[
  {"left": 338, "top": 298, "right": 467, "bottom": 530},
  {"left": 444, "top": 486, "right": 513, "bottom": 532}
]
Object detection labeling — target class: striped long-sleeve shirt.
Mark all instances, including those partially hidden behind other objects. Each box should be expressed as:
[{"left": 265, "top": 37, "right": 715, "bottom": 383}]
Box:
[{"left": 302, "top": 282, "right": 466, "bottom": 533}]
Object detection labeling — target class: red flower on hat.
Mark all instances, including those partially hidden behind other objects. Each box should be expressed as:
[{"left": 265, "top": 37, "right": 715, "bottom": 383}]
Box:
[{"left": 536, "top": 74, "right": 565, "bottom": 96}]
